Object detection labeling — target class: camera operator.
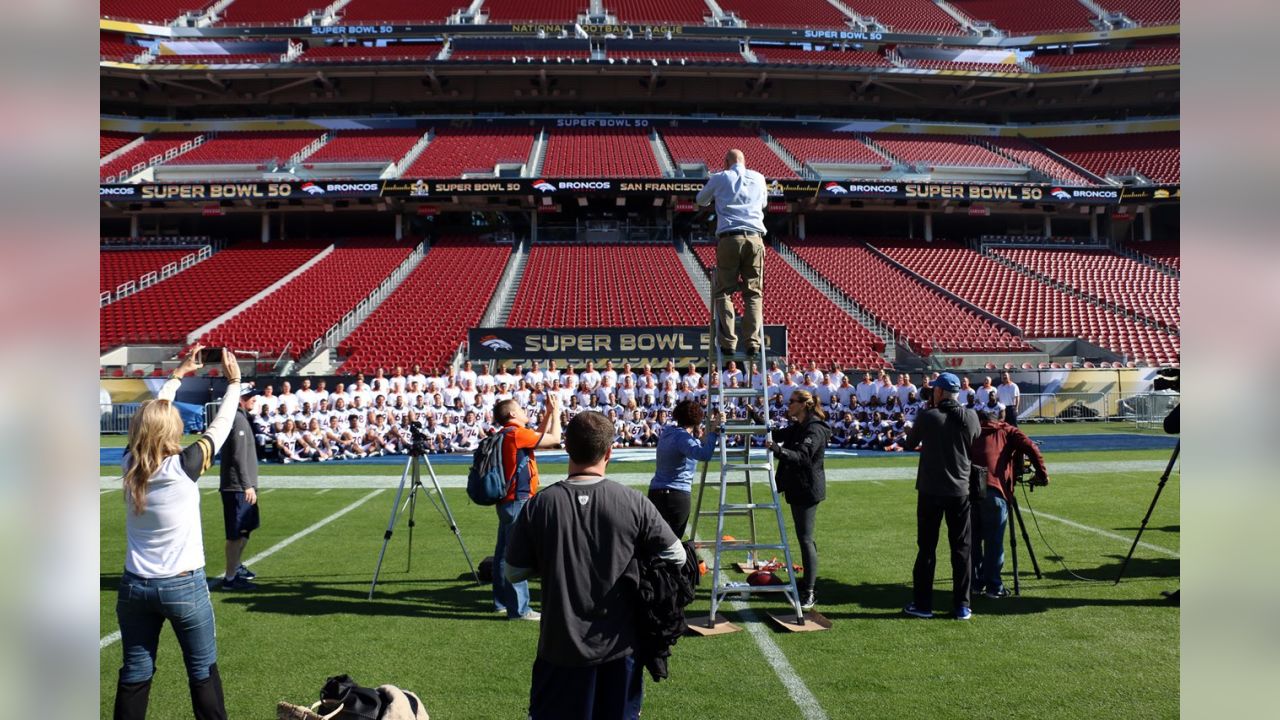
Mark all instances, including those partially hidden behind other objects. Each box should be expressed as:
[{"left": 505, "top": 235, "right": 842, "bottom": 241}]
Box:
[{"left": 969, "top": 408, "right": 1049, "bottom": 599}]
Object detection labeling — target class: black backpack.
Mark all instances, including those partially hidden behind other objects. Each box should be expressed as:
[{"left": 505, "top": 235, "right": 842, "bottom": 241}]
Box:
[{"left": 467, "top": 428, "right": 530, "bottom": 505}]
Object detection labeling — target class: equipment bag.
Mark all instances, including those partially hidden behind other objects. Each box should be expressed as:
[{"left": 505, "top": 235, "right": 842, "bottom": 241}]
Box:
[{"left": 466, "top": 427, "right": 526, "bottom": 505}]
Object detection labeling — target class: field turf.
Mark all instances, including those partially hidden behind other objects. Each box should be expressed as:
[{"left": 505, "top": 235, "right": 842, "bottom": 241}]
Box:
[{"left": 99, "top": 431, "right": 1179, "bottom": 719}]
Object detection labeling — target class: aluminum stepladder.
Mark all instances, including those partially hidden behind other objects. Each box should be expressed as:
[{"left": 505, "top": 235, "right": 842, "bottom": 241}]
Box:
[{"left": 688, "top": 289, "right": 804, "bottom": 629}]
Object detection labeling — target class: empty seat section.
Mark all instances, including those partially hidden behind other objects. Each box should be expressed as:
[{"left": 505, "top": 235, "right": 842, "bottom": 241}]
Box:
[
  {"left": 788, "top": 238, "right": 1033, "bottom": 356},
  {"left": 101, "top": 131, "right": 138, "bottom": 158},
  {"left": 1124, "top": 240, "right": 1179, "bottom": 272},
  {"left": 690, "top": 244, "right": 888, "bottom": 368},
  {"left": 403, "top": 128, "right": 534, "bottom": 177},
  {"left": 715, "top": 0, "right": 850, "bottom": 27},
  {"left": 151, "top": 54, "right": 279, "bottom": 64},
  {"left": 101, "top": 132, "right": 202, "bottom": 181},
  {"left": 100, "top": 241, "right": 327, "bottom": 350},
  {"left": 338, "top": 238, "right": 510, "bottom": 373},
  {"left": 339, "top": 0, "right": 473, "bottom": 22},
  {"left": 1032, "top": 45, "right": 1179, "bottom": 71},
  {"left": 605, "top": 0, "right": 710, "bottom": 24},
  {"left": 101, "top": 250, "right": 193, "bottom": 293},
  {"left": 869, "top": 133, "right": 1022, "bottom": 169},
  {"left": 166, "top": 131, "right": 322, "bottom": 166},
  {"left": 508, "top": 243, "right": 707, "bottom": 328},
  {"left": 842, "top": 0, "right": 966, "bottom": 34},
  {"left": 101, "top": 0, "right": 219, "bottom": 23},
  {"left": 299, "top": 43, "right": 443, "bottom": 62},
  {"left": 450, "top": 48, "right": 593, "bottom": 61},
  {"left": 1040, "top": 132, "right": 1179, "bottom": 183},
  {"left": 203, "top": 240, "right": 414, "bottom": 359},
  {"left": 661, "top": 128, "right": 797, "bottom": 178},
  {"left": 214, "top": 0, "right": 327, "bottom": 24},
  {"left": 605, "top": 49, "right": 743, "bottom": 63},
  {"left": 541, "top": 128, "right": 662, "bottom": 178},
  {"left": 304, "top": 130, "right": 424, "bottom": 163},
  {"left": 985, "top": 137, "right": 1095, "bottom": 184},
  {"left": 948, "top": 0, "right": 1097, "bottom": 34},
  {"left": 101, "top": 33, "right": 143, "bottom": 62},
  {"left": 904, "top": 59, "right": 1023, "bottom": 73},
  {"left": 1094, "top": 0, "right": 1179, "bottom": 25},
  {"left": 767, "top": 129, "right": 890, "bottom": 168},
  {"left": 482, "top": 0, "right": 589, "bottom": 22},
  {"left": 752, "top": 47, "right": 893, "bottom": 67},
  {"left": 877, "top": 240, "right": 1179, "bottom": 365},
  {"left": 991, "top": 248, "right": 1180, "bottom": 329}
]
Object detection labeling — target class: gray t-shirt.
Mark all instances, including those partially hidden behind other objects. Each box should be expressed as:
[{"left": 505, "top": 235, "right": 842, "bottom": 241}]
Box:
[{"left": 506, "top": 476, "right": 680, "bottom": 667}]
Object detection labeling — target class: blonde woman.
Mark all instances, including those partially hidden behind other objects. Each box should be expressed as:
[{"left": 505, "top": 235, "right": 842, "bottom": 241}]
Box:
[{"left": 113, "top": 345, "right": 241, "bottom": 720}]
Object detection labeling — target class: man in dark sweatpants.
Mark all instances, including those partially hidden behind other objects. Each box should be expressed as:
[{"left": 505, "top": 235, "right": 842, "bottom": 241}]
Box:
[{"left": 903, "top": 372, "right": 981, "bottom": 620}]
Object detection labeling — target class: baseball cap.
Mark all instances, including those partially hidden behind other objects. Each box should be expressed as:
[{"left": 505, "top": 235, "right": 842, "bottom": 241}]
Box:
[
  {"left": 239, "top": 384, "right": 263, "bottom": 399},
  {"left": 933, "top": 372, "right": 961, "bottom": 392}
]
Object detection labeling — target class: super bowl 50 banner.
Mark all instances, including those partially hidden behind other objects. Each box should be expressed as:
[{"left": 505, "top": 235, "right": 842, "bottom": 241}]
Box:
[{"left": 469, "top": 326, "right": 788, "bottom": 361}]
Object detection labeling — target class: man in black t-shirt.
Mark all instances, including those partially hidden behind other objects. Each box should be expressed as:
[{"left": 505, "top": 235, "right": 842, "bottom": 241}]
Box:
[{"left": 506, "top": 411, "right": 685, "bottom": 720}]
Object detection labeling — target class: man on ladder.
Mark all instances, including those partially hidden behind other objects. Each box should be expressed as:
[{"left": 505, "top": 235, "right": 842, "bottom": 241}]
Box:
[{"left": 696, "top": 148, "right": 768, "bottom": 358}]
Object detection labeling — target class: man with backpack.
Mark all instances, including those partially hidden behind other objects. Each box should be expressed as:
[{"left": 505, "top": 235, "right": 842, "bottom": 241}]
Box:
[
  {"left": 490, "top": 395, "right": 561, "bottom": 621},
  {"left": 505, "top": 410, "right": 686, "bottom": 720},
  {"left": 902, "top": 372, "right": 981, "bottom": 621}
]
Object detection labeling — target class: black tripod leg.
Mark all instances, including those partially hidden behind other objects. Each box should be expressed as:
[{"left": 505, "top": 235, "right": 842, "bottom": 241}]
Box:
[
  {"left": 1009, "top": 491, "right": 1042, "bottom": 579},
  {"left": 1006, "top": 492, "right": 1020, "bottom": 595},
  {"left": 1116, "top": 441, "right": 1179, "bottom": 585},
  {"left": 406, "top": 457, "right": 419, "bottom": 573}
]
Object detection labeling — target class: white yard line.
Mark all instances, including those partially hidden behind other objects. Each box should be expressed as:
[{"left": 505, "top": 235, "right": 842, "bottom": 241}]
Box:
[
  {"left": 693, "top": 540, "right": 829, "bottom": 720},
  {"left": 1032, "top": 510, "right": 1180, "bottom": 558},
  {"left": 316, "top": 489, "right": 332, "bottom": 495},
  {"left": 100, "top": 489, "right": 385, "bottom": 650}
]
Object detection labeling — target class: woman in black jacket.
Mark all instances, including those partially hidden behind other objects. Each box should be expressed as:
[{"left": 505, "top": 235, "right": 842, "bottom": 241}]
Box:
[{"left": 763, "top": 389, "right": 831, "bottom": 611}]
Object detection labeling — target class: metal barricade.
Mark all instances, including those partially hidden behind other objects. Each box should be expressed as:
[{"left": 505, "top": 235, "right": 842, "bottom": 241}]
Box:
[
  {"left": 1125, "top": 392, "right": 1180, "bottom": 429},
  {"left": 1016, "top": 392, "right": 1114, "bottom": 423},
  {"left": 204, "top": 401, "right": 223, "bottom": 429},
  {"left": 101, "top": 403, "right": 140, "bottom": 434}
]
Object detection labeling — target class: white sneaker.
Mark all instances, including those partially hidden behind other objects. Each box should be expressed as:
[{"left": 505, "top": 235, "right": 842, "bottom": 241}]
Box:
[{"left": 513, "top": 610, "right": 541, "bottom": 621}]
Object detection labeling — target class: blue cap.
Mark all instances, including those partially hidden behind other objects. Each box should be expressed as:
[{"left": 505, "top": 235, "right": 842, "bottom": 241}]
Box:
[{"left": 934, "top": 372, "right": 961, "bottom": 392}]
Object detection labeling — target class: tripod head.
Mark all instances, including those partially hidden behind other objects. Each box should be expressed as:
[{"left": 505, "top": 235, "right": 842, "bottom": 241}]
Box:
[{"left": 406, "top": 421, "right": 431, "bottom": 457}]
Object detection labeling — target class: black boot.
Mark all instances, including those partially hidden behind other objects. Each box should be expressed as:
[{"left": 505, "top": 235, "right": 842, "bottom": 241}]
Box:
[
  {"left": 113, "top": 674, "right": 152, "bottom": 720},
  {"left": 190, "top": 663, "right": 228, "bottom": 720}
]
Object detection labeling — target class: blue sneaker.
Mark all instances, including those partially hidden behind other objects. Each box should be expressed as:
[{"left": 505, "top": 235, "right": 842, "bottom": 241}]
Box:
[
  {"left": 236, "top": 565, "right": 256, "bottom": 580},
  {"left": 221, "top": 576, "right": 257, "bottom": 591},
  {"left": 953, "top": 606, "right": 973, "bottom": 621},
  {"left": 903, "top": 603, "right": 933, "bottom": 619}
]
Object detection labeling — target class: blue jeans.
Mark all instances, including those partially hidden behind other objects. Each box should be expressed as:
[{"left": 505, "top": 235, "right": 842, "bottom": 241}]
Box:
[
  {"left": 974, "top": 492, "right": 1009, "bottom": 593},
  {"left": 493, "top": 499, "right": 531, "bottom": 618},
  {"left": 116, "top": 568, "right": 218, "bottom": 683}
]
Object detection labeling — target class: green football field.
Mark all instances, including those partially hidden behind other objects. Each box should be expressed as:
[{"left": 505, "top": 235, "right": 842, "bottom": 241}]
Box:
[{"left": 99, "top": 436, "right": 1179, "bottom": 719}]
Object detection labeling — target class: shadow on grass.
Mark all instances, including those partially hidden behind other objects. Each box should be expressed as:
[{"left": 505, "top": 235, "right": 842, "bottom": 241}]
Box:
[
  {"left": 1037, "top": 554, "right": 1179, "bottom": 583},
  {"left": 206, "top": 573, "right": 528, "bottom": 621}
]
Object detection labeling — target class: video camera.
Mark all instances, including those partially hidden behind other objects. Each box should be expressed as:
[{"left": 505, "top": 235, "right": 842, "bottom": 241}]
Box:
[
  {"left": 1013, "top": 444, "right": 1049, "bottom": 491},
  {"left": 1152, "top": 368, "right": 1180, "bottom": 393},
  {"left": 406, "top": 421, "right": 431, "bottom": 456}
]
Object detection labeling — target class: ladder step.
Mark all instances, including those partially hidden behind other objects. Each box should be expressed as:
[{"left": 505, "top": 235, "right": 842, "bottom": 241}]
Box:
[
  {"left": 715, "top": 584, "right": 797, "bottom": 594},
  {"left": 721, "top": 502, "right": 778, "bottom": 511},
  {"left": 723, "top": 463, "right": 772, "bottom": 472},
  {"left": 694, "top": 541, "right": 788, "bottom": 551},
  {"left": 719, "top": 351, "right": 761, "bottom": 363},
  {"left": 722, "top": 423, "right": 769, "bottom": 435},
  {"left": 720, "top": 387, "right": 764, "bottom": 398}
]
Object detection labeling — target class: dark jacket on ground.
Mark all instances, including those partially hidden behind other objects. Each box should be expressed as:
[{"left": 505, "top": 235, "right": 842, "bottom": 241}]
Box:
[
  {"left": 969, "top": 419, "right": 1047, "bottom": 500},
  {"left": 905, "top": 399, "right": 980, "bottom": 497},
  {"left": 633, "top": 540, "right": 699, "bottom": 682},
  {"left": 769, "top": 415, "right": 831, "bottom": 504},
  {"left": 219, "top": 408, "right": 259, "bottom": 492}
]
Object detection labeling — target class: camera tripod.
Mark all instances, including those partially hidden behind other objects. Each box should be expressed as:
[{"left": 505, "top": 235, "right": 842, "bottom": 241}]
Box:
[
  {"left": 1005, "top": 470, "right": 1043, "bottom": 595},
  {"left": 369, "top": 428, "right": 479, "bottom": 599},
  {"left": 1115, "top": 440, "right": 1179, "bottom": 585}
]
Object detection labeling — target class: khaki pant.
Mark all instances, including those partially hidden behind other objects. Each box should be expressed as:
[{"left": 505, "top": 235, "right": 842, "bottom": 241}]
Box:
[{"left": 712, "top": 232, "right": 765, "bottom": 353}]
